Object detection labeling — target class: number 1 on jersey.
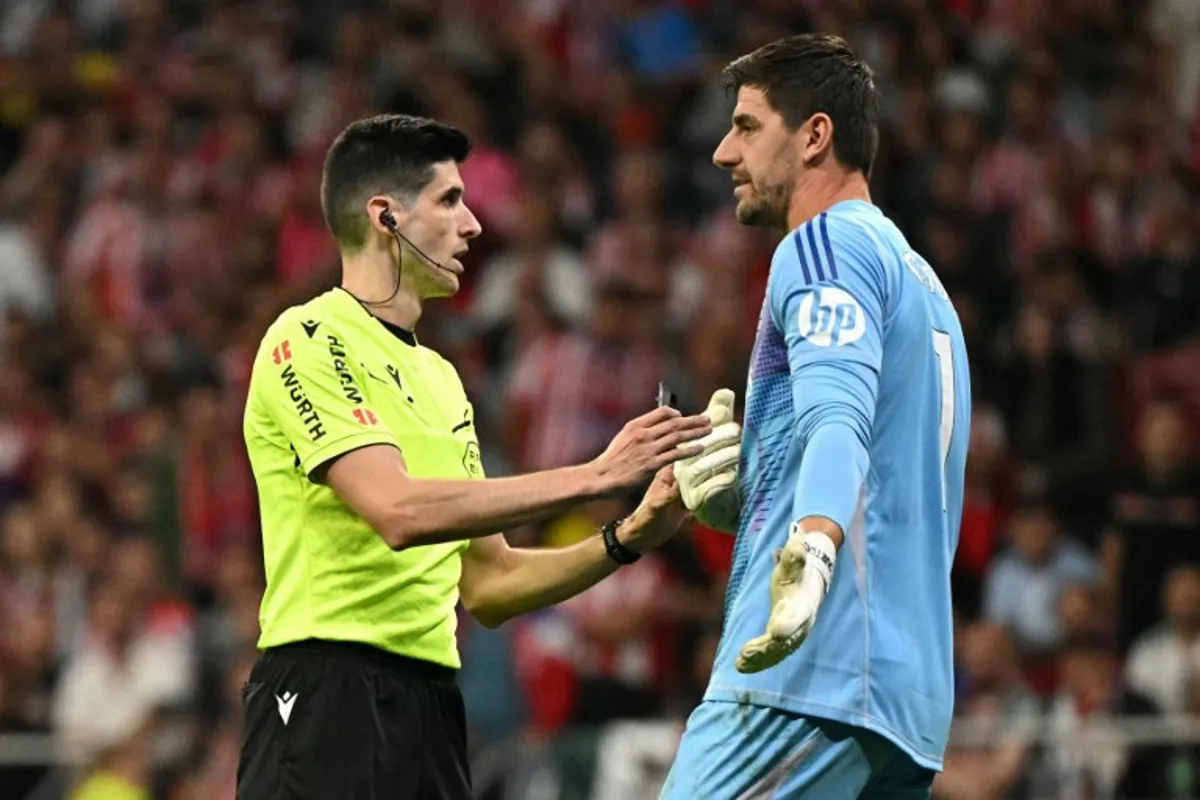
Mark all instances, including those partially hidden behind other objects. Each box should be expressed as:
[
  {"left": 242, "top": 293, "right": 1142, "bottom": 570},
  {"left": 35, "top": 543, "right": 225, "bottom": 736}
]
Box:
[{"left": 932, "top": 330, "right": 955, "bottom": 512}]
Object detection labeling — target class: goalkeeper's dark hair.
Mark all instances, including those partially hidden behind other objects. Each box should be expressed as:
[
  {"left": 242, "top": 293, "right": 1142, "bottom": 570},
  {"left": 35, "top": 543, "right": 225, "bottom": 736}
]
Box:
[
  {"left": 723, "top": 34, "right": 879, "bottom": 178},
  {"left": 320, "top": 114, "right": 472, "bottom": 251}
]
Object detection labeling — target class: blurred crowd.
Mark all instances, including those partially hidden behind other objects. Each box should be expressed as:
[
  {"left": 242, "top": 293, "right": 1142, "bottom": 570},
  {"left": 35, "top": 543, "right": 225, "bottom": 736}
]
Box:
[{"left": 1, "top": 0, "right": 1200, "bottom": 798}]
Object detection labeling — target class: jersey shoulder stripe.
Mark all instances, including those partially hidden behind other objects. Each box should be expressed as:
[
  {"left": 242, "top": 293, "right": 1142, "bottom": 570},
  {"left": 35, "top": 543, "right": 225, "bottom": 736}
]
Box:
[
  {"left": 789, "top": 213, "right": 841, "bottom": 286},
  {"left": 823, "top": 207, "right": 897, "bottom": 307},
  {"left": 818, "top": 212, "right": 839, "bottom": 280},
  {"left": 788, "top": 211, "right": 863, "bottom": 290}
]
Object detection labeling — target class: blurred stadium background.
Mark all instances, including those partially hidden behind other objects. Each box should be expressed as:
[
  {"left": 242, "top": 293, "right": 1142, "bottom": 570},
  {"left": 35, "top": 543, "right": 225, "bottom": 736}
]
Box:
[{"left": 1, "top": 0, "right": 1200, "bottom": 798}]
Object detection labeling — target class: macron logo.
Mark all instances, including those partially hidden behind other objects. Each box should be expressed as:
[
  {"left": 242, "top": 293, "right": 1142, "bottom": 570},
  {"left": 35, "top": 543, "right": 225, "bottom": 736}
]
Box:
[{"left": 275, "top": 691, "right": 298, "bottom": 725}]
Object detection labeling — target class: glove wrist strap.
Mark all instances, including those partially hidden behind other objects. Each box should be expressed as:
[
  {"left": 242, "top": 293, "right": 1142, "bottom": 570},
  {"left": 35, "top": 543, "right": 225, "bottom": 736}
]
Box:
[
  {"left": 802, "top": 535, "right": 836, "bottom": 578},
  {"left": 790, "top": 523, "right": 837, "bottom": 590}
]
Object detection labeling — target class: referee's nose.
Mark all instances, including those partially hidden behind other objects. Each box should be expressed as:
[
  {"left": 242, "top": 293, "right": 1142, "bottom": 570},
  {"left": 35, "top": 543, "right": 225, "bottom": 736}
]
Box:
[{"left": 459, "top": 203, "right": 482, "bottom": 241}]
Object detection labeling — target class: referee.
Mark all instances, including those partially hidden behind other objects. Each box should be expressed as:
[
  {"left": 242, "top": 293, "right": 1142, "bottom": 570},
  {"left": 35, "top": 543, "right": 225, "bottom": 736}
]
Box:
[{"left": 235, "top": 114, "right": 713, "bottom": 800}]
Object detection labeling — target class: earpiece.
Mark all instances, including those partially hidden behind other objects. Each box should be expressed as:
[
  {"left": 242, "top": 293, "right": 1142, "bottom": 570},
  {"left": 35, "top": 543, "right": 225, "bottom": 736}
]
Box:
[{"left": 379, "top": 208, "right": 397, "bottom": 231}]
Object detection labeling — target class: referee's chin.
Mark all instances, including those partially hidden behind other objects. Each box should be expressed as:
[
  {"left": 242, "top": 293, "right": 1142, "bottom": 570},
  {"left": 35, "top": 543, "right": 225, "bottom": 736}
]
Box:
[{"left": 420, "top": 268, "right": 461, "bottom": 300}]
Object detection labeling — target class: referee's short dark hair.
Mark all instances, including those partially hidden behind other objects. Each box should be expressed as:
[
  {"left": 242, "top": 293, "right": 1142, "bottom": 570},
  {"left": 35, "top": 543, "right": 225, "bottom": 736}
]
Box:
[
  {"left": 723, "top": 34, "right": 879, "bottom": 178},
  {"left": 320, "top": 114, "right": 472, "bottom": 251}
]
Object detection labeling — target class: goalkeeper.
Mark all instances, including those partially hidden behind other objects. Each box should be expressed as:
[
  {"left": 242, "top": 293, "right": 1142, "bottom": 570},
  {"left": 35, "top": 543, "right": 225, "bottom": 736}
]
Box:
[
  {"left": 664, "top": 35, "right": 972, "bottom": 799},
  {"left": 235, "top": 113, "right": 742, "bottom": 800}
]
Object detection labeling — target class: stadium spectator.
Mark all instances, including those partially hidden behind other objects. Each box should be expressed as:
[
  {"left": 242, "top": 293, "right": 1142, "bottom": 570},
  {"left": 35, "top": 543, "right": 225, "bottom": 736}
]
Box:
[
  {"left": 1124, "top": 193, "right": 1200, "bottom": 355},
  {"left": 1104, "top": 398, "right": 1200, "bottom": 653},
  {"left": 953, "top": 403, "right": 1015, "bottom": 618},
  {"left": 65, "top": 725, "right": 154, "bottom": 800},
  {"left": 0, "top": 200, "right": 55, "bottom": 335},
  {"left": 193, "top": 543, "right": 262, "bottom": 727},
  {"left": 173, "top": 649, "right": 255, "bottom": 800},
  {"left": 504, "top": 275, "right": 666, "bottom": 472},
  {"left": 935, "top": 623, "right": 1038, "bottom": 800},
  {"left": 1056, "top": 584, "right": 1109, "bottom": 644},
  {"left": 1126, "top": 566, "right": 1200, "bottom": 716},
  {"left": 983, "top": 499, "right": 1100, "bottom": 657},
  {"left": 469, "top": 186, "right": 592, "bottom": 357},
  {"left": 51, "top": 569, "right": 192, "bottom": 767},
  {"left": 1029, "top": 634, "right": 1172, "bottom": 798},
  {"left": 994, "top": 296, "right": 1112, "bottom": 510}
]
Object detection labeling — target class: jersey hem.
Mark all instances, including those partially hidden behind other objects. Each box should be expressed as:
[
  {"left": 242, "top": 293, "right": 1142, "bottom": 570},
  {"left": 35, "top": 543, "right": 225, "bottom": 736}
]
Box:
[
  {"left": 257, "top": 628, "right": 461, "bottom": 670},
  {"left": 704, "top": 684, "right": 945, "bottom": 771},
  {"left": 300, "top": 430, "right": 399, "bottom": 477}
]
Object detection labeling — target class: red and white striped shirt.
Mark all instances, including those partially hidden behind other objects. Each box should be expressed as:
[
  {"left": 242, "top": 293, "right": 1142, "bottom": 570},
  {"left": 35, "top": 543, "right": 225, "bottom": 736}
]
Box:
[{"left": 506, "top": 331, "right": 662, "bottom": 471}]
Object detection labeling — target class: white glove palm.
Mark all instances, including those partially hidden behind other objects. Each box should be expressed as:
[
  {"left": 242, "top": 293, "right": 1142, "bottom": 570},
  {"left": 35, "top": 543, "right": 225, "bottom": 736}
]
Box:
[
  {"left": 735, "top": 525, "right": 836, "bottom": 673},
  {"left": 675, "top": 389, "right": 741, "bottom": 532}
]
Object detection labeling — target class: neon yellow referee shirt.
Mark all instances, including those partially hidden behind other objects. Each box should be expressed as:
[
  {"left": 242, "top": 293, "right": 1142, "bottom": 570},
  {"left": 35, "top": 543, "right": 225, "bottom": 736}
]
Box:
[{"left": 243, "top": 288, "right": 482, "bottom": 668}]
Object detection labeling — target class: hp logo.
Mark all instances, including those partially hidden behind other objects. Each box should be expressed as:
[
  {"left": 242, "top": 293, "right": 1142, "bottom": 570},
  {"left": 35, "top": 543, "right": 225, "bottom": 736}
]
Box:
[{"left": 797, "top": 287, "right": 867, "bottom": 347}]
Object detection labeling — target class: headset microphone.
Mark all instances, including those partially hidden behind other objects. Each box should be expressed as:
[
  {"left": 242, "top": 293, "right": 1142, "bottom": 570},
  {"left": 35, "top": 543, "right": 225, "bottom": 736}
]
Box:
[
  {"left": 353, "top": 208, "right": 458, "bottom": 308},
  {"left": 378, "top": 209, "right": 456, "bottom": 276}
]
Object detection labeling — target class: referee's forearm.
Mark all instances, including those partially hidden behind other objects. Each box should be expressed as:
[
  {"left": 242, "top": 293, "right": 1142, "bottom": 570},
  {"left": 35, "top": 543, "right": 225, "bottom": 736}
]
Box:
[
  {"left": 388, "top": 465, "right": 606, "bottom": 548},
  {"left": 464, "top": 534, "right": 619, "bottom": 627}
]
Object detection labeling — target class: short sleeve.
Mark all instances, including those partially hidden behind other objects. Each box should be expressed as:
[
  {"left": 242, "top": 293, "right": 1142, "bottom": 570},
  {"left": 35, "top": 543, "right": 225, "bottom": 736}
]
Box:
[
  {"left": 435, "top": 353, "right": 488, "bottom": 480},
  {"left": 769, "top": 213, "right": 887, "bottom": 378},
  {"left": 253, "top": 314, "right": 397, "bottom": 477}
]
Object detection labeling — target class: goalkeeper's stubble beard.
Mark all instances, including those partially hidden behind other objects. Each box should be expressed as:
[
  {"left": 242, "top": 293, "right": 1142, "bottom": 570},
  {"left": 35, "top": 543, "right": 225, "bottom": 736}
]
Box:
[{"left": 735, "top": 168, "right": 795, "bottom": 232}]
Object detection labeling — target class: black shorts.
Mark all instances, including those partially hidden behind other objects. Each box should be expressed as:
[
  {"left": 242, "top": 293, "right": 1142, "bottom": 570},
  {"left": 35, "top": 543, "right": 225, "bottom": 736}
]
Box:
[{"left": 236, "top": 639, "right": 472, "bottom": 800}]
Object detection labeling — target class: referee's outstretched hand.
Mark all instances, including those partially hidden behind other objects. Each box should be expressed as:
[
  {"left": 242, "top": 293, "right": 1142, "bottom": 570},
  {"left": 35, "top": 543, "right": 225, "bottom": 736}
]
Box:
[
  {"left": 591, "top": 406, "right": 712, "bottom": 494},
  {"left": 621, "top": 465, "right": 690, "bottom": 554}
]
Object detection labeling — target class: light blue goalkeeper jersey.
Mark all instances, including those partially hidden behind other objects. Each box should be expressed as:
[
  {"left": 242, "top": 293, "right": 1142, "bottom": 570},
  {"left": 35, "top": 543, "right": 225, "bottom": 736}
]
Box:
[{"left": 706, "top": 199, "right": 971, "bottom": 770}]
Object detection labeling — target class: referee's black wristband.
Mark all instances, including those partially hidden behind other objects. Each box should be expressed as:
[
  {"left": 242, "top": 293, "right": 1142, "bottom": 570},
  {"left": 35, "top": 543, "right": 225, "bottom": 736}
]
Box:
[{"left": 601, "top": 518, "right": 641, "bottom": 565}]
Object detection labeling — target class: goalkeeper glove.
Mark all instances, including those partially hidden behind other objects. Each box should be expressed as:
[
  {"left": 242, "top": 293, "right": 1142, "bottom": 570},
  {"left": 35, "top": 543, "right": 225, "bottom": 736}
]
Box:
[
  {"left": 735, "top": 523, "right": 836, "bottom": 674},
  {"left": 675, "top": 389, "right": 741, "bottom": 532}
]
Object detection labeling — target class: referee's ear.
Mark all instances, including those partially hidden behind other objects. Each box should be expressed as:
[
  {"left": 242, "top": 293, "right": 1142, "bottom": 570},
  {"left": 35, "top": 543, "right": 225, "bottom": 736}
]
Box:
[{"left": 366, "top": 195, "right": 401, "bottom": 236}]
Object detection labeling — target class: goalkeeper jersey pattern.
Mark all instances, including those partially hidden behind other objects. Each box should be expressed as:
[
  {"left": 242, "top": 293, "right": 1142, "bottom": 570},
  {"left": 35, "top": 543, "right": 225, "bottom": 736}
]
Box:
[{"left": 706, "top": 200, "right": 971, "bottom": 770}]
